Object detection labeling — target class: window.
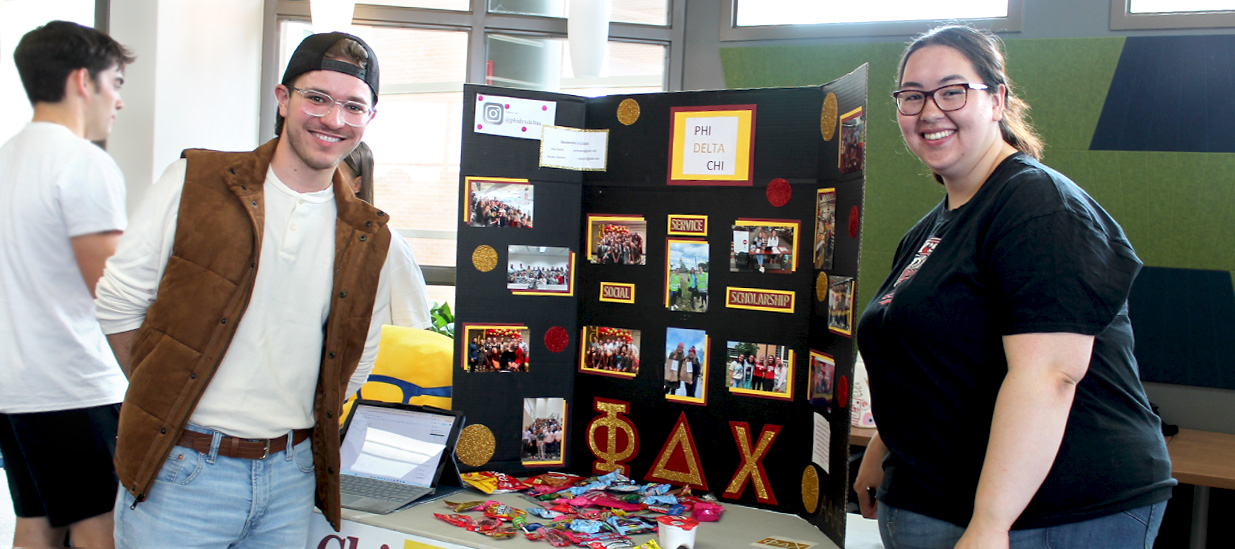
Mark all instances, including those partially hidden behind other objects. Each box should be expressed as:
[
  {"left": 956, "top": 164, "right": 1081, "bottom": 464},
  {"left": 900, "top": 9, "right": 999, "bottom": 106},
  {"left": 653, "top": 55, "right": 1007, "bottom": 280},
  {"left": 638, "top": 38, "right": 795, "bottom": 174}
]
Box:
[
  {"left": 269, "top": 1, "right": 681, "bottom": 311},
  {"left": 720, "top": 0, "right": 1022, "bottom": 41},
  {"left": 0, "top": 0, "right": 98, "bottom": 145},
  {"left": 1111, "top": 0, "right": 1235, "bottom": 29}
]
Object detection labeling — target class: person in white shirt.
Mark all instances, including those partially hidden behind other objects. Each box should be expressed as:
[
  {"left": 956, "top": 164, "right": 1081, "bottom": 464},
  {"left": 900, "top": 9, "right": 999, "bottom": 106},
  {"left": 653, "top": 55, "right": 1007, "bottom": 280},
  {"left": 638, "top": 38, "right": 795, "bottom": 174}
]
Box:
[
  {"left": 0, "top": 21, "right": 134, "bottom": 549},
  {"left": 339, "top": 141, "right": 431, "bottom": 329},
  {"left": 95, "top": 32, "right": 392, "bottom": 546}
]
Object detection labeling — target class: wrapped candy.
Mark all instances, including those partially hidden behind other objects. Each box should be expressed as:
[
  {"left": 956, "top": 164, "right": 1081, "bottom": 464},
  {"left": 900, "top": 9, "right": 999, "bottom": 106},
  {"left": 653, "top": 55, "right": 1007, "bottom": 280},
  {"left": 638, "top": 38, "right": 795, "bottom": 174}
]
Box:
[
  {"left": 690, "top": 501, "right": 724, "bottom": 522},
  {"left": 568, "top": 519, "right": 606, "bottom": 534},
  {"left": 443, "top": 500, "right": 492, "bottom": 513},
  {"left": 459, "top": 471, "right": 531, "bottom": 494}
]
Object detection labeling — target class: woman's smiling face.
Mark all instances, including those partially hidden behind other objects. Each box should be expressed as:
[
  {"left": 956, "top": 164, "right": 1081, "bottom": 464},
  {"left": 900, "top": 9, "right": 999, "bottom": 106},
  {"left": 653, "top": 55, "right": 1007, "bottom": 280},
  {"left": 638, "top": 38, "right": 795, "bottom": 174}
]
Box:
[{"left": 896, "top": 45, "right": 1006, "bottom": 185}]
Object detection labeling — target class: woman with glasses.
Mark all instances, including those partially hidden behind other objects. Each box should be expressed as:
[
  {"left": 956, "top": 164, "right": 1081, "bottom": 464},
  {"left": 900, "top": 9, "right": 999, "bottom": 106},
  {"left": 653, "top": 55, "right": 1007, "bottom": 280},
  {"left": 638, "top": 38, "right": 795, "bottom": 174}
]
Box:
[{"left": 854, "top": 25, "right": 1174, "bottom": 549}]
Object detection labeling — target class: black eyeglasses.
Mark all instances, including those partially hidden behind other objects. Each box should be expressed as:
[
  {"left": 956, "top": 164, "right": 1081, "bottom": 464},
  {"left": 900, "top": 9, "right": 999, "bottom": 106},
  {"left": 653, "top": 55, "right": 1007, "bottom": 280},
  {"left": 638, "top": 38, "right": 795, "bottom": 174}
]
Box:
[{"left": 891, "top": 82, "right": 989, "bottom": 116}]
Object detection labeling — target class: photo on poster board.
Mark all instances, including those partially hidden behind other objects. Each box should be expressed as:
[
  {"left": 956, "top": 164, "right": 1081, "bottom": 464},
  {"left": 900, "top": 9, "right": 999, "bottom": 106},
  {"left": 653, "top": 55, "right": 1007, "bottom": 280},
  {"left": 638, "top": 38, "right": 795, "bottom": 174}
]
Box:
[
  {"left": 839, "top": 106, "right": 865, "bottom": 174},
  {"left": 521, "top": 397, "right": 566, "bottom": 466},
  {"left": 586, "top": 215, "right": 647, "bottom": 265},
  {"left": 579, "top": 326, "right": 641, "bottom": 378},
  {"left": 725, "top": 341, "right": 795, "bottom": 401},
  {"left": 508, "top": 245, "right": 575, "bottom": 296},
  {"left": 464, "top": 177, "right": 533, "bottom": 228},
  {"left": 665, "top": 238, "right": 709, "bottom": 313},
  {"left": 814, "top": 188, "right": 837, "bottom": 271},
  {"left": 460, "top": 324, "right": 530, "bottom": 373},
  {"left": 730, "top": 219, "right": 800, "bottom": 274},
  {"left": 827, "top": 276, "right": 855, "bottom": 337},
  {"left": 809, "top": 351, "right": 837, "bottom": 414},
  {"left": 664, "top": 327, "right": 709, "bottom": 405}
]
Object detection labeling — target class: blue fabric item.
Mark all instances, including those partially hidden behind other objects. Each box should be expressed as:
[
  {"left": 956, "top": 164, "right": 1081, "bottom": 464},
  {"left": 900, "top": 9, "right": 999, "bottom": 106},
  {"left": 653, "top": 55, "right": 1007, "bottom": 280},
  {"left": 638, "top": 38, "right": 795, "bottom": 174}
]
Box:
[
  {"left": 113, "top": 425, "right": 316, "bottom": 548},
  {"left": 877, "top": 502, "right": 1165, "bottom": 548}
]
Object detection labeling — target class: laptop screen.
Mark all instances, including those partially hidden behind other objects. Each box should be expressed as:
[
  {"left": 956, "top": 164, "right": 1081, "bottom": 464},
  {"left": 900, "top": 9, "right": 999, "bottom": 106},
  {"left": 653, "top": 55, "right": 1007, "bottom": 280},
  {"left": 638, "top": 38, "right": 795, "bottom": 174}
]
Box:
[{"left": 339, "top": 403, "right": 457, "bottom": 487}]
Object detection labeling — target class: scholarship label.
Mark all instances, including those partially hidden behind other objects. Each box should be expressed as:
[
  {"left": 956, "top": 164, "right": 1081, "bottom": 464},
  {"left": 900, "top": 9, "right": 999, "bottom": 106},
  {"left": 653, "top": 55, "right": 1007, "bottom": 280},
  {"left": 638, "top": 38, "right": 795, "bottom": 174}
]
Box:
[
  {"left": 668, "top": 104, "right": 756, "bottom": 186},
  {"left": 599, "top": 282, "right": 635, "bottom": 304},
  {"left": 667, "top": 214, "right": 708, "bottom": 236},
  {"left": 726, "top": 286, "right": 796, "bottom": 314}
]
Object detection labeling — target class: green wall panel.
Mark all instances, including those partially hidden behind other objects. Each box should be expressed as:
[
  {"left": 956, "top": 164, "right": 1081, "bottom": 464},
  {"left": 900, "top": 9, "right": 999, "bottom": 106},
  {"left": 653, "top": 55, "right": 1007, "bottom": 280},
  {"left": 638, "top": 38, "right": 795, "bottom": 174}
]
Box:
[{"left": 721, "top": 36, "right": 1235, "bottom": 318}]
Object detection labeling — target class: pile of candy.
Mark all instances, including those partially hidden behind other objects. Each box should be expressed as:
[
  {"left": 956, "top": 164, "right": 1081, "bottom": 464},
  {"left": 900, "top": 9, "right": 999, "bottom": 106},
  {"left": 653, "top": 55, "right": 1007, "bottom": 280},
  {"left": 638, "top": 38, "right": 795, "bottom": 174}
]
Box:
[{"left": 431, "top": 471, "right": 722, "bottom": 547}]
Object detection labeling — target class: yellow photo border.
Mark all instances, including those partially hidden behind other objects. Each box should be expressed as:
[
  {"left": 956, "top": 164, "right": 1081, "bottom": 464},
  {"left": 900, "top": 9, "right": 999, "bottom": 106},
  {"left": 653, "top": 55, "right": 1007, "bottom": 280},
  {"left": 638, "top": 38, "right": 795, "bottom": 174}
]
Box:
[
  {"left": 732, "top": 218, "right": 801, "bottom": 273},
  {"left": 586, "top": 214, "right": 646, "bottom": 263},
  {"left": 727, "top": 349, "right": 796, "bottom": 402},
  {"left": 668, "top": 105, "right": 756, "bottom": 185},
  {"left": 510, "top": 250, "right": 576, "bottom": 297},
  {"left": 462, "top": 176, "right": 530, "bottom": 224}
]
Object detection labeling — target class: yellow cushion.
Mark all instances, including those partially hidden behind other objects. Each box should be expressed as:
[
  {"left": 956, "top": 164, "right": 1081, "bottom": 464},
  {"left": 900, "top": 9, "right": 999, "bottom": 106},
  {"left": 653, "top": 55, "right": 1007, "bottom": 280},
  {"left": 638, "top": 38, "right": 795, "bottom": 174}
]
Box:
[{"left": 341, "top": 326, "right": 454, "bottom": 424}]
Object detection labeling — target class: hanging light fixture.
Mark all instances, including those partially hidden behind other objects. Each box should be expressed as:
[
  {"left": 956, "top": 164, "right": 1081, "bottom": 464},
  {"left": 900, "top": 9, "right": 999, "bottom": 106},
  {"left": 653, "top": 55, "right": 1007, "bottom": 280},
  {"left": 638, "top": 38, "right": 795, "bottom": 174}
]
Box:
[
  {"left": 567, "top": 0, "right": 612, "bottom": 78},
  {"left": 310, "top": 0, "right": 358, "bottom": 33}
]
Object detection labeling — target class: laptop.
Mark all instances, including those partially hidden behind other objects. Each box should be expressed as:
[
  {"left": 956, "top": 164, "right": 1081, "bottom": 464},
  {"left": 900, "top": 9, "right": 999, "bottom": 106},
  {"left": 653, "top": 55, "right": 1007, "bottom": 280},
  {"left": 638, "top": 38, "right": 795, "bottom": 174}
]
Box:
[{"left": 338, "top": 399, "right": 465, "bottom": 514}]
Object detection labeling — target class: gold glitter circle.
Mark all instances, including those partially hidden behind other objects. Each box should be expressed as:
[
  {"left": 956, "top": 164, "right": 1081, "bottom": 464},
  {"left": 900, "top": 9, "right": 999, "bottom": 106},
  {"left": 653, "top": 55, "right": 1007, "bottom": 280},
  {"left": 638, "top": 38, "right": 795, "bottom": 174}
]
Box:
[
  {"left": 472, "top": 245, "right": 498, "bottom": 272},
  {"left": 802, "top": 466, "right": 821, "bottom": 513},
  {"left": 820, "top": 92, "right": 839, "bottom": 141},
  {"left": 455, "top": 424, "right": 496, "bottom": 467},
  {"left": 616, "top": 98, "right": 641, "bottom": 126},
  {"left": 816, "top": 272, "right": 829, "bottom": 302}
]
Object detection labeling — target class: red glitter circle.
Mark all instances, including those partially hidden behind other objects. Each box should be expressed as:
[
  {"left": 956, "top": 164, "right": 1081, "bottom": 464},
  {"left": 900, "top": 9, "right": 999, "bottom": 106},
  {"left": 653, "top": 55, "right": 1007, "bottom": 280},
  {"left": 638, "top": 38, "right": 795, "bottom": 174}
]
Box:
[
  {"left": 848, "top": 205, "right": 860, "bottom": 238},
  {"left": 766, "top": 178, "right": 791, "bottom": 207},
  {"left": 837, "top": 375, "right": 850, "bottom": 409},
  {"left": 544, "top": 326, "right": 569, "bottom": 353}
]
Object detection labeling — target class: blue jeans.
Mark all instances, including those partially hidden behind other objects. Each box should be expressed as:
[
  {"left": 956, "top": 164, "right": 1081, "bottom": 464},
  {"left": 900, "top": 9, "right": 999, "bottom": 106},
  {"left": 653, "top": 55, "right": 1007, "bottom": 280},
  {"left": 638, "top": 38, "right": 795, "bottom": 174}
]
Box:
[
  {"left": 877, "top": 501, "right": 1165, "bottom": 549},
  {"left": 114, "top": 425, "right": 316, "bottom": 548}
]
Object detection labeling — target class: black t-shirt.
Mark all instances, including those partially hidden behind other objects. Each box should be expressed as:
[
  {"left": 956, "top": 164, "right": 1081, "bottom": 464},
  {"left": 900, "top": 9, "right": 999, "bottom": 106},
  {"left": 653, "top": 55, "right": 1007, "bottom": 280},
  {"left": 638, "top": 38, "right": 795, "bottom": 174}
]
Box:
[{"left": 856, "top": 153, "right": 1174, "bottom": 528}]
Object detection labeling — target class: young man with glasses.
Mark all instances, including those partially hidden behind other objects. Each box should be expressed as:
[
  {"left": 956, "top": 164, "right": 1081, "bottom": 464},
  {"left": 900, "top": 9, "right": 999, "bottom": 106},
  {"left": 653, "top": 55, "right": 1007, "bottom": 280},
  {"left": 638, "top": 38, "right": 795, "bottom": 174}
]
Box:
[
  {"left": 0, "top": 21, "right": 134, "bottom": 549},
  {"left": 96, "top": 32, "right": 392, "bottom": 546}
]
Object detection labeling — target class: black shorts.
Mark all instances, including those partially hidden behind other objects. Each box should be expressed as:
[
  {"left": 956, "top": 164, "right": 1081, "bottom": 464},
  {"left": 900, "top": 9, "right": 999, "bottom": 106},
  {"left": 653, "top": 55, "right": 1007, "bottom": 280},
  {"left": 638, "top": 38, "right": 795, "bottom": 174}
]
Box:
[{"left": 0, "top": 403, "right": 121, "bottom": 527}]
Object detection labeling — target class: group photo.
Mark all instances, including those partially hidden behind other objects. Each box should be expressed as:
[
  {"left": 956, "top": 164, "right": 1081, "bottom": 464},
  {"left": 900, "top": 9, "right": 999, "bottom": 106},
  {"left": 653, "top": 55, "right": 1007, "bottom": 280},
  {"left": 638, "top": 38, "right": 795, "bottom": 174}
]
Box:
[
  {"left": 579, "top": 326, "right": 641, "bottom": 377},
  {"left": 663, "top": 327, "right": 708, "bottom": 403},
  {"left": 827, "top": 276, "right": 855, "bottom": 336},
  {"left": 839, "top": 107, "right": 866, "bottom": 174},
  {"left": 520, "top": 398, "right": 565, "bottom": 465},
  {"left": 466, "top": 178, "right": 534, "bottom": 229},
  {"left": 507, "top": 245, "right": 573, "bottom": 295},
  {"left": 726, "top": 341, "right": 793, "bottom": 399},
  {"left": 731, "top": 220, "right": 798, "bottom": 274},
  {"left": 587, "top": 215, "right": 647, "bottom": 265},
  {"left": 463, "top": 326, "right": 531, "bottom": 373}
]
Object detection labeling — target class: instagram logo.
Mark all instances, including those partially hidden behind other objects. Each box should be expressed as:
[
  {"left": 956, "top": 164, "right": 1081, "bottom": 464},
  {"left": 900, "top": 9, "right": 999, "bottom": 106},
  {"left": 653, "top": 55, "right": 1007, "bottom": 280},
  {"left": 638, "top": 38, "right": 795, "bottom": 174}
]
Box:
[{"left": 482, "top": 102, "right": 505, "bottom": 125}]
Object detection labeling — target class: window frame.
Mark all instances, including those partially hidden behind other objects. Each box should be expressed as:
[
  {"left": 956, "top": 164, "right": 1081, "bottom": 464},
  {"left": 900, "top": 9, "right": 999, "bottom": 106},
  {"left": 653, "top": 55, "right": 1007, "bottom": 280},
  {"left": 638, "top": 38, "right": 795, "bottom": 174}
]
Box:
[
  {"left": 261, "top": 0, "right": 684, "bottom": 287},
  {"left": 718, "top": 0, "right": 1023, "bottom": 41},
  {"left": 1110, "top": 0, "right": 1235, "bottom": 30}
]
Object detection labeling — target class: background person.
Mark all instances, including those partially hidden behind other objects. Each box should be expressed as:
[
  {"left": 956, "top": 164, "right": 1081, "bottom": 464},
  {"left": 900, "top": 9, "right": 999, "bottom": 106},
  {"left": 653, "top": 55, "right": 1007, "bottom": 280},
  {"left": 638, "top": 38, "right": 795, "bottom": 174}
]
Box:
[
  {"left": 340, "top": 142, "right": 431, "bottom": 329},
  {"left": 854, "top": 25, "right": 1174, "bottom": 548},
  {"left": 0, "top": 21, "right": 134, "bottom": 549}
]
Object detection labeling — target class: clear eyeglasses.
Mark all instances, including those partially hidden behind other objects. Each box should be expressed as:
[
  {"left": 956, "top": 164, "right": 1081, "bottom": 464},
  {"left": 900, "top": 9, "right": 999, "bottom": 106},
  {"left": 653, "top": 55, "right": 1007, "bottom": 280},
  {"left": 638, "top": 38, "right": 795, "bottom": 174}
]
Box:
[
  {"left": 891, "top": 82, "right": 988, "bottom": 116},
  {"left": 291, "top": 87, "right": 376, "bottom": 127}
]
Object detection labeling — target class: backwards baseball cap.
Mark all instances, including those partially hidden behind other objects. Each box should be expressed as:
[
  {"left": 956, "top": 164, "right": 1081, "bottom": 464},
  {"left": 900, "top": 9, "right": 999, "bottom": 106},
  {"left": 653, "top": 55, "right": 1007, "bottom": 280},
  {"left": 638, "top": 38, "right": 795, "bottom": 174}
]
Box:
[{"left": 280, "top": 32, "right": 380, "bottom": 105}]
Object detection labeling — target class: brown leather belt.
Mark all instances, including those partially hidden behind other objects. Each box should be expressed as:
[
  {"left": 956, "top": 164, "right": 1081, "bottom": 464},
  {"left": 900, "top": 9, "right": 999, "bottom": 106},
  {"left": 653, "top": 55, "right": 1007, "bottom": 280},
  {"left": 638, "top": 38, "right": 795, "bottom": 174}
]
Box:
[{"left": 178, "top": 428, "right": 311, "bottom": 460}]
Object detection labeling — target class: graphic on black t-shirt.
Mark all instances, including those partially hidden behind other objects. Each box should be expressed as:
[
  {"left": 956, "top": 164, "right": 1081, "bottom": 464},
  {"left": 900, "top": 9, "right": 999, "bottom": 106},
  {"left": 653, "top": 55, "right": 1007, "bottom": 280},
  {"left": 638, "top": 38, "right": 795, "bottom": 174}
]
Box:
[{"left": 878, "top": 237, "right": 940, "bottom": 306}]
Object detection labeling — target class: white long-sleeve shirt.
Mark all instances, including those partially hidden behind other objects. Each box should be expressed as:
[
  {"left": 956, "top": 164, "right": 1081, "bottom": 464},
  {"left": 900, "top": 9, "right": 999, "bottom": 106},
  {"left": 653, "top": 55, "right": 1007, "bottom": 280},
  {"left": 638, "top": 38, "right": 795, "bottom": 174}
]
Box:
[{"left": 96, "top": 159, "right": 391, "bottom": 439}]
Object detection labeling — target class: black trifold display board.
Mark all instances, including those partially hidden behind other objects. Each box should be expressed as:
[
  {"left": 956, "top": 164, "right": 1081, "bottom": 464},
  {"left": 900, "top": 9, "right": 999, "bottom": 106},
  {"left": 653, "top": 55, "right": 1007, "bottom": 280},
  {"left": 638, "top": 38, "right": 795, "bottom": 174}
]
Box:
[{"left": 453, "top": 65, "right": 867, "bottom": 545}]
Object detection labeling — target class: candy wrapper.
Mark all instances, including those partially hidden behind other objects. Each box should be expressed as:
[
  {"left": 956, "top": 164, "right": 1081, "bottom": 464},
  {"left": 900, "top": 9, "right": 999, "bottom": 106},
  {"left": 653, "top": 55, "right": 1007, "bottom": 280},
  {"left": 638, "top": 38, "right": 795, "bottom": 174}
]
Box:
[
  {"left": 591, "top": 495, "right": 643, "bottom": 512},
  {"left": 690, "top": 501, "right": 724, "bottom": 522},
  {"left": 587, "top": 539, "right": 636, "bottom": 549},
  {"left": 524, "top": 526, "right": 574, "bottom": 547},
  {"left": 636, "top": 541, "right": 664, "bottom": 549},
  {"left": 434, "top": 513, "right": 474, "bottom": 529},
  {"left": 527, "top": 506, "right": 565, "bottom": 520},
  {"left": 443, "top": 500, "right": 493, "bottom": 513},
  {"left": 639, "top": 484, "right": 673, "bottom": 497},
  {"left": 460, "top": 471, "right": 531, "bottom": 494},
  {"left": 606, "top": 515, "right": 657, "bottom": 536},
  {"left": 568, "top": 519, "right": 606, "bottom": 534},
  {"left": 643, "top": 504, "right": 685, "bottom": 515},
  {"left": 526, "top": 472, "right": 586, "bottom": 494},
  {"left": 639, "top": 495, "right": 677, "bottom": 506}
]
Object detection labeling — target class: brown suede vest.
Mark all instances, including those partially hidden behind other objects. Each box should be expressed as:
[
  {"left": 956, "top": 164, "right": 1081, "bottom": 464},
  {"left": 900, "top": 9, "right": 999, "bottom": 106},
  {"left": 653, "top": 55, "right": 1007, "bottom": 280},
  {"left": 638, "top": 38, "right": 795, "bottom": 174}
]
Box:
[{"left": 114, "top": 139, "right": 391, "bottom": 530}]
